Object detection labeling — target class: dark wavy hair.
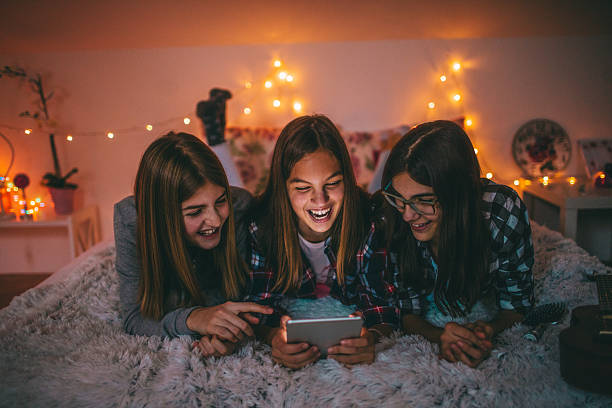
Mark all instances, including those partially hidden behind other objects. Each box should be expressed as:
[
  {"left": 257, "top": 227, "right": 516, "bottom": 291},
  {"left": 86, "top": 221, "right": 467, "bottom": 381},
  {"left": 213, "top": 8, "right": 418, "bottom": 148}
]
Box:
[
  {"left": 251, "top": 114, "right": 369, "bottom": 294},
  {"left": 381, "top": 120, "right": 489, "bottom": 317},
  {"left": 134, "top": 132, "right": 246, "bottom": 319}
]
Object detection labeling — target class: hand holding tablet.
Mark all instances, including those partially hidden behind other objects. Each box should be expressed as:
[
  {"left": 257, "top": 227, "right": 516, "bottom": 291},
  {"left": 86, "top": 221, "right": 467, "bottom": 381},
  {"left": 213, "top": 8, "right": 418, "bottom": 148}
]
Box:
[{"left": 286, "top": 316, "right": 363, "bottom": 356}]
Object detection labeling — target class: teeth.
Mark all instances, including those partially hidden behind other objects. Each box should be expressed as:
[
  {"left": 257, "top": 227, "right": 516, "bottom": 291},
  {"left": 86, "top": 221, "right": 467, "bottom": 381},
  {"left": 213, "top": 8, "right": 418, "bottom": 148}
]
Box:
[
  {"left": 308, "top": 208, "right": 331, "bottom": 219},
  {"left": 198, "top": 228, "right": 217, "bottom": 236}
]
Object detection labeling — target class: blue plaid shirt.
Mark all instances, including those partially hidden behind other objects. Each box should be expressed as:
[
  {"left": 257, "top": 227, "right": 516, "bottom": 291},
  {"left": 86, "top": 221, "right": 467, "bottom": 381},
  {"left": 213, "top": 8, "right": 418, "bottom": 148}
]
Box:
[
  {"left": 357, "top": 179, "right": 535, "bottom": 324},
  {"left": 244, "top": 220, "right": 399, "bottom": 328}
]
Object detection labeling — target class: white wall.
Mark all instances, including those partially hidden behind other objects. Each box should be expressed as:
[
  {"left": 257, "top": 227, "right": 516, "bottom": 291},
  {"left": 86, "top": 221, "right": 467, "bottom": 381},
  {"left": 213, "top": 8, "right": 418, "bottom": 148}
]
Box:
[{"left": 1, "top": 36, "right": 611, "bottom": 245}]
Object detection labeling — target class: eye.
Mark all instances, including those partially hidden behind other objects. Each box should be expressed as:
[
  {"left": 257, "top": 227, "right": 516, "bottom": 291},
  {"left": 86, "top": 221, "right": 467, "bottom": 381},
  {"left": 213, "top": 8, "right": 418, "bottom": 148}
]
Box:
[
  {"left": 185, "top": 208, "right": 202, "bottom": 217},
  {"left": 325, "top": 179, "right": 343, "bottom": 189},
  {"left": 295, "top": 185, "right": 311, "bottom": 192},
  {"left": 215, "top": 194, "right": 228, "bottom": 206}
]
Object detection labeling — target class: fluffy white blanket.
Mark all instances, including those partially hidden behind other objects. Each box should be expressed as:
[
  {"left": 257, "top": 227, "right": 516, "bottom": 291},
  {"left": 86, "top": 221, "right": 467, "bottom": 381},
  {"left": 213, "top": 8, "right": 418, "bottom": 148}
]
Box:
[{"left": 1, "top": 223, "right": 611, "bottom": 407}]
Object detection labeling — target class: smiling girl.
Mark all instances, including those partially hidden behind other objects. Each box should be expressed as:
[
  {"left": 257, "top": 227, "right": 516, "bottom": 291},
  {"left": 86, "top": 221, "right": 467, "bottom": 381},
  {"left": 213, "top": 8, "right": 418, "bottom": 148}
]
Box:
[
  {"left": 245, "top": 115, "right": 390, "bottom": 368},
  {"left": 114, "top": 132, "right": 271, "bottom": 356},
  {"left": 371, "top": 120, "right": 534, "bottom": 368}
]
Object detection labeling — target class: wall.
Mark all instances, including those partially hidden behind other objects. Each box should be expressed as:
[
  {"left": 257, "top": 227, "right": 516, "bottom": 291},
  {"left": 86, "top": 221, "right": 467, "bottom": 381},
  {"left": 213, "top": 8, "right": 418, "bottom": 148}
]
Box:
[{"left": 1, "top": 36, "right": 611, "bottom": 247}]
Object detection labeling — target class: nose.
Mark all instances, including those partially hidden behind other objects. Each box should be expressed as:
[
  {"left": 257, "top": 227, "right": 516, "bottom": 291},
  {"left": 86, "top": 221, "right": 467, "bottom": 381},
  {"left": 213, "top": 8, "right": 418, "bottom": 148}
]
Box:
[
  {"left": 203, "top": 207, "right": 222, "bottom": 228},
  {"left": 310, "top": 188, "right": 329, "bottom": 205},
  {"left": 401, "top": 206, "right": 421, "bottom": 223}
]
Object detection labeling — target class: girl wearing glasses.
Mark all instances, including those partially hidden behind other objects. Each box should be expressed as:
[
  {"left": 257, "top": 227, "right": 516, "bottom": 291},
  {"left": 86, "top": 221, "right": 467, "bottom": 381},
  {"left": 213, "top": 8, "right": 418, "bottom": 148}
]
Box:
[{"left": 371, "top": 120, "right": 534, "bottom": 368}]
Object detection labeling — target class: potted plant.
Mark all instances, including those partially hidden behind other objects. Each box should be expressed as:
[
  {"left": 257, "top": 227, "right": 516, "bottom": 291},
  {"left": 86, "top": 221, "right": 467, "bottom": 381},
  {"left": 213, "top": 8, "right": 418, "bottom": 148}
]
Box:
[{"left": 1, "top": 65, "right": 78, "bottom": 215}]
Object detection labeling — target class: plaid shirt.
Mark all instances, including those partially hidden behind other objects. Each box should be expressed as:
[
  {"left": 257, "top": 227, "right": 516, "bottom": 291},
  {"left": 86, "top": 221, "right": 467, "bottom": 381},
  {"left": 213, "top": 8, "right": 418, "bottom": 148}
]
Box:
[
  {"left": 244, "top": 220, "right": 400, "bottom": 328},
  {"left": 372, "top": 179, "right": 535, "bottom": 320}
]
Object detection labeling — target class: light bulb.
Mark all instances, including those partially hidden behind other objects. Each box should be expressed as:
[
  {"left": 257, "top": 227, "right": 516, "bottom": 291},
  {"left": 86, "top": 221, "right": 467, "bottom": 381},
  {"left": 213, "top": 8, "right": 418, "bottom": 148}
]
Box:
[
  {"left": 265, "top": 81, "right": 273, "bottom": 88},
  {"left": 465, "top": 118, "right": 473, "bottom": 127},
  {"left": 428, "top": 102, "right": 435, "bottom": 109},
  {"left": 568, "top": 177, "right": 576, "bottom": 185},
  {"left": 440, "top": 75, "right": 447, "bottom": 82},
  {"left": 243, "top": 107, "right": 252, "bottom": 115},
  {"left": 36, "top": 197, "right": 41, "bottom": 203},
  {"left": 30, "top": 200, "right": 35, "bottom": 206},
  {"left": 486, "top": 172, "right": 493, "bottom": 179},
  {"left": 293, "top": 102, "right": 302, "bottom": 113},
  {"left": 453, "top": 94, "right": 461, "bottom": 102},
  {"left": 474, "top": 148, "right": 478, "bottom": 154},
  {"left": 146, "top": 124, "right": 153, "bottom": 131},
  {"left": 513, "top": 179, "right": 520, "bottom": 186},
  {"left": 274, "top": 60, "right": 282, "bottom": 67},
  {"left": 286, "top": 75, "right": 294, "bottom": 82},
  {"left": 452, "top": 62, "right": 461, "bottom": 71},
  {"left": 24, "top": 129, "right": 32, "bottom": 135},
  {"left": 273, "top": 99, "right": 281, "bottom": 108},
  {"left": 107, "top": 132, "right": 115, "bottom": 139},
  {"left": 244, "top": 81, "right": 252, "bottom": 89},
  {"left": 66, "top": 135, "right": 73, "bottom": 141},
  {"left": 278, "top": 71, "right": 287, "bottom": 80},
  {"left": 183, "top": 117, "right": 191, "bottom": 125}
]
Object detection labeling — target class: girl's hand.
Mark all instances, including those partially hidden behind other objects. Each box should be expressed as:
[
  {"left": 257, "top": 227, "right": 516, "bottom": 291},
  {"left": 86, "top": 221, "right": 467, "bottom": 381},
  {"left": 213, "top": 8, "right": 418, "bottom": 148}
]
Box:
[
  {"left": 327, "top": 327, "right": 375, "bottom": 365},
  {"left": 193, "top": 335, "right": 237, "bottom": 357},
  {"left": 270, "top": 315, "right": 320, "bottom": 369},
  {"left": 187, "top": 301, "right": 274, "bottom": 342},
  {"left": 440, "top": 322, "right": 492, "bottom": 368}
]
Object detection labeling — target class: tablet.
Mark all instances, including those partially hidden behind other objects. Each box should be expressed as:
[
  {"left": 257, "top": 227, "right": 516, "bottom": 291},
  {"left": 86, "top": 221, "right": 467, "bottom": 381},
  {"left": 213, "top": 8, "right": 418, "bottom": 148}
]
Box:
[{"left": 286, "top": 316, "right": 363, "bottom": 356}]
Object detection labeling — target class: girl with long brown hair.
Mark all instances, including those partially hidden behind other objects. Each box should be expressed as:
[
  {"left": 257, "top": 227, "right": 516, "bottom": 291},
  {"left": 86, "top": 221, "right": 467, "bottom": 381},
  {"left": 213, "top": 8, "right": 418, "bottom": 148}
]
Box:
[
  {"left": 364, "top": 120, "right": 534, "bottom": 368},
  {"left": 114, "top": 132, "right": 271, "bottom": 357},
  {"left": 245, "top": 115, "right": 392, "bottom": 368}
]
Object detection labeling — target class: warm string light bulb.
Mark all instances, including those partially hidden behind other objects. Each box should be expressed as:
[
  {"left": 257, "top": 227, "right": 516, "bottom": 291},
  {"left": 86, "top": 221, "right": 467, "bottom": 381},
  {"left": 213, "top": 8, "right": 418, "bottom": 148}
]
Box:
[
  {"left": 244, "top": 81, "right": 252, "bottom": 89},
  {"left": 452, "top": 62, "right": 461, "bottom": 71},
  {"left": 66, "top": 135, "right": 73, "bottom": 141},
  {"left": 465, "top": 118, "right": 473, "bottom": 127},
  {"left": 24, "top": 129, "right": 32, "bottom": 135},
  {"left": 278, "top": 72, "right": 287, "bottom": 80},
  {"left": 146, "top": 124, "right": 153, "bottom": 131},
  {"left": 568, "top": 177, "right": 577, "bottom": 185},
  {"left": 243, "top": 107, "right": 252, "bottom": 115},
  {"left": 473, "top": 148, "right": 478, "bottom": 154},
  {"left": 293, "top": 101, "right": 302, "bottom": 113},
  {"left": 513, "top": 179, "right": 520, "bottom": 186},
  {"left": 274, "top": 60, "right": 282, "bottom": 67},
  {"left": 286, "top": 75, "right": 294, "bottom": 82},
  {"left": 440, "top": 75, "right": 447, "bottom": 82},
  {"left": 486, "top": 172, "right": 493, "bottom": 179},
  {"left": 264, "top": 81, "right": 273, "bottom": 89},
  {"left": 428, "top": 102, "right": 436, "bottom": 109},
  {"left": 107, "top": 132, "right": 115, "bottom": 139},
  {"left": 273, "top": 99, "right": 281, "bottom": 108},
  {"left": 183, "top": 117, "right": 191, "bottom": 125},
  {"left": 453, "top": 94, "right": 461, "bottom": 102},
  {"left": 541, "top": 176, "right": 549, "bottom": 186}
]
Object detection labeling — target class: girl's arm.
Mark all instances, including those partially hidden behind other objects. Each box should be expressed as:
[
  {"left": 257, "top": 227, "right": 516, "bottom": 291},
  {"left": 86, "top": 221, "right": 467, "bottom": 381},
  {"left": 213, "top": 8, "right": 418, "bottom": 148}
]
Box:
[{"left": 114, "top": 197, "right": 200, "bottom": 338}]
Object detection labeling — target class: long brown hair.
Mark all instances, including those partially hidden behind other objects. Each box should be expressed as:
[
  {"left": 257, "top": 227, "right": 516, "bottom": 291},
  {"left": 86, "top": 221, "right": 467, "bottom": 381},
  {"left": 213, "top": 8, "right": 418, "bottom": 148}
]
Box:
[
  {"left": 381, "top": 120, "right": 489, "bottom": 317},
  {"left": 252, "top": 115, "right": 368, "bottom": 294},
  {"left": 134, "top": 132, "right": 246, "bottom": 319}
]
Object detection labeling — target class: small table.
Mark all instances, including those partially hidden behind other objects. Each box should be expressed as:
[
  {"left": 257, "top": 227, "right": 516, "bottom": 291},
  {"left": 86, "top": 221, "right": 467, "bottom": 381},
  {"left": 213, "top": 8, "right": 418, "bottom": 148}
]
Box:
[
  {"left": 0, "top": 206, "right": 101, "bottom": 274},
  {"left": 520, "top": 181, "right": 612, "bottom": 262}
]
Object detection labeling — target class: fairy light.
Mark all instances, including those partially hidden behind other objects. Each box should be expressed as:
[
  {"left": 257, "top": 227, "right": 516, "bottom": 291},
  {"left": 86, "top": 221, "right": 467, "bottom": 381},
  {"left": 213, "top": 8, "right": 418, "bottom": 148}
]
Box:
[
  {"left": 30, "top": 200, "right": 35, "bottom": 206},
  {"left": 568, "top": 176, "right": 577, "bottom": 185},
  {"left": 278, "top": 71, "right": 287, "bottom": 80},
  {"left": 599, "top": 173, "right": 606, "bottom": 179},
  {"left": 453, "top": 94, "right": 461, "bottom": 102},
  {"left": 40, "top": 202, "right": 45, "bottom": 207},
  {"left": 524, "top": 179, "right": 532, "bottom": 186},
  {"left": 428, "top": 102, "right": 435, "bottom": 109},
  {"left": 244, "top": 81, "right": 252, "bottom": 89},
  {"left": 24, "top": 129, "right": 32, "bottom": 135},
  {"left": 243, "top": 107, "right": 252, "bottom": 115},
  {"left": 452, "top": 62, "right": 461, "bottom": 71},
  {"left": 440, "top": 75, "right": 447, "bottom": 82},
  {"left": 264, "top": 81, "right": 273, "bottom": 89},
  {"left": 542, "top": 176, "right": 549, "bottom": 186},
  {"left": 183, "top": 117, "right": 191, "bottom": 125},
  {"left": 474, "top": 148, "right": 478, "bottom": 154},
  {"left": 107, "top": 132, "right": 114, "bottom": 139},
  {"left": 273, "top": 99, "right": 281, "bottom": 108},
  {"left": 293, "top": 101, "right": 302, "bottom": 113},
  {"left": 486, "top": 172, "right": 493, "bottom": 179},
  {"left": 13, "top": 187, "right": 18, "bottom": 192},
  {"left": 274, "top": 60, "right": 282, "bottom": 67},
  {"left": 286, "top": 74, "right": 294, "bottom": 82},
  {"left": 513, "top": 179, "right": 520, "bottom": 186},
  {"left": 66, "top": 135, "right": 73, "bottom": 141},
  {"left": 146, "top": 124, "right": 153, "bottom": 131},
  {"left": 36, "top": 197, "right": 41, "bottom": 203},
  {"left": 465, "top": 118, "right": 473, "bottom": 127}
]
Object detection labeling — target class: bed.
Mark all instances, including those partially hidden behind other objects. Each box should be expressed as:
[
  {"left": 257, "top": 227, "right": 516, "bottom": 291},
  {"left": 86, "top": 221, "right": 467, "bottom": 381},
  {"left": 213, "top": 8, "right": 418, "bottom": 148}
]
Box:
[{"left": 1, "top": 221, "right": 611, "bottom": 407}]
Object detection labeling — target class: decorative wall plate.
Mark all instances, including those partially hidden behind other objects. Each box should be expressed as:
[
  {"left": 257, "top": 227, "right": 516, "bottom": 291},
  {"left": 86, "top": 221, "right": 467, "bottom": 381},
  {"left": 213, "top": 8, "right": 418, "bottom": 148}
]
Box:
[{"left": 512, "top": 119, "right": 571, "bottom": 177}]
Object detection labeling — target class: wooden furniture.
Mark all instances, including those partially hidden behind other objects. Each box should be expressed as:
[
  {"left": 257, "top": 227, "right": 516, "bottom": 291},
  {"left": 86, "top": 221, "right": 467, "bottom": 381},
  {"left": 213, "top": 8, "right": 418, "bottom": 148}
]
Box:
[
  {"left": 520, "top": 181, "right": 612, "bottom": 263},
  {"left": 0, "top": 205, "right": 101, "bottom": 274}
]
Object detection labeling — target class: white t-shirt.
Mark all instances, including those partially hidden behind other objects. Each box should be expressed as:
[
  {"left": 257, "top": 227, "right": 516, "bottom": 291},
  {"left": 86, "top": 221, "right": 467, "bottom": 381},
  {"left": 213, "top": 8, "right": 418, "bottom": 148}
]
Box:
[{"left": 298, "top": 234, "right": 333, "bottom": 297}]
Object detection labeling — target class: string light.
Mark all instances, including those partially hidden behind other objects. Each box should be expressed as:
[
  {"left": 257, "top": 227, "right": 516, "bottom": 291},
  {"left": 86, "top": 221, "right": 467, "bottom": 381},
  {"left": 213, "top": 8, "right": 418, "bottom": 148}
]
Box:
[
  {"left": 107, "top": 132, "right": 114, "bottom": 139},
  {"left": 452, "top": 62, "right": 461, "bottom": 71},
  {"left": 440, "top": 75, "right": 447, "bottom": 82},
  {"left": 541, "top": 176, "right": 549, "bottom": 186},
  {"left": 243, "top": 107, "right": 252, "bottom": 115},
  {"left": 453, "top": 94, "right": 461, "bottom": 102},
  {"left": 286, "top": 75, "right": 294, "bottom": 82},
  {"left": 66, "top": 135, "right": 73, "bottom": 141},
  {"left": 278, "top": 72, "right": 287, "bottom": 80},
  {"left": 486, "top": 172, "right": 493, "bottom": 179},
  {"left": 293, "top": 101, "right": 302, "bottom": 113},
  {"left": 24, "top": 129, "right": 32, "bottom": 134},
  {"left": 428, "top": 102, "right": 435, "bottom": 109},
  {"left": 274, "top": 60, "right": 282, "bottom": 67},
  {"left": 273, "top": 99, "right": 281, "bottom": 108},
  {"left": 568, "top": 177, "right": 577, "bottom": 185},
  {"left": 146, "top": 124, "right": 153, "bottom": 131},
  {"left": 513, "top": 179, "right": 520, "bottom": 186},
  {"left": 244, "top": 81, "right": 252, "bottom": 89},
  {"left": 264, "top": 81, "right": 273, "bottom": 89},
  {"left": 183, "top": 117, "right": 191, "bottom": 125},
  {"left": 465, "top": 118, "right": 473, "bottom": 127},
  {"left": 474, "top": 148, "right": 478, "bottom": 154}
]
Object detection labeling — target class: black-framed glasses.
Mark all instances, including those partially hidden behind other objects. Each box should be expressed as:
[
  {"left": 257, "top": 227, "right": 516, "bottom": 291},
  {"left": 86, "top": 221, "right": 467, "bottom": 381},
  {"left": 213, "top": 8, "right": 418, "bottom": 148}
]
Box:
[{"left": 382, "top": 181, "right": 438, "bottom": 216}]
